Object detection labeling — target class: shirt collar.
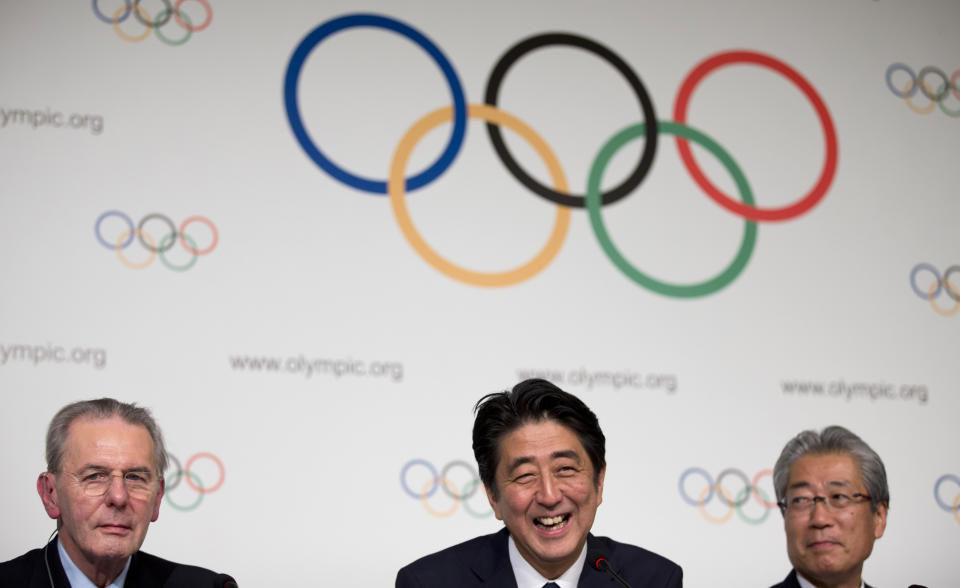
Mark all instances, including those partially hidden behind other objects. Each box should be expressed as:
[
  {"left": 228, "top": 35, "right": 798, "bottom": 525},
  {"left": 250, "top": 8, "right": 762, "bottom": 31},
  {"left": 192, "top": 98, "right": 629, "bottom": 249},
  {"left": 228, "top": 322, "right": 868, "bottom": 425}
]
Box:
[
  {"left": 57, "top": 537, "right": 132, "bottom": 588},
  {"left": 796, "top": 570, "right": 864, "bottom": 588},
  {"left": 507, "top": 533, "right": 587, "bottom": 588}
]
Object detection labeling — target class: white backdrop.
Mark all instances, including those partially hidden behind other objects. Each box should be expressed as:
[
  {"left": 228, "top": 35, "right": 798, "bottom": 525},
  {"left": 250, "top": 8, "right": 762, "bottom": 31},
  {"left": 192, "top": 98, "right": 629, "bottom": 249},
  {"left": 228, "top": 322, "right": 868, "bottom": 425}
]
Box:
[{"left": 1, "top": 1, "right": 958, "bottom": 586}]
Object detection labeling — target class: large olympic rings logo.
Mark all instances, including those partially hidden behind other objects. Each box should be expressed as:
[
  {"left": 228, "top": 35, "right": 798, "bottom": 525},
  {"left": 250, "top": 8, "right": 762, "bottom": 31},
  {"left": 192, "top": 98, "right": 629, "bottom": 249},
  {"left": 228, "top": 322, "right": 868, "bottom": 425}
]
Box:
[
  {"left": 934, "top": 474, "right": 960, "bottom": 526},
  {"left": 94, "top": 211, "right": 219, "bottom": 271},
  {"left": 91, "top": 0, "right": 213, "bottom": 46},
  {"left": 283, "top": 13, "right": 837, "bottom": 297},
  {"left": 163, "top": 452, "right": 225, "bottom": 512},
  {"left": 400, "top": 459, "right": 493, "bottom": 519},
  {"left": 909, "top": 263, "right": 959, "bottom": 316},
  {"left": 678, "top": 467, "right": 777, "bottom": 525},
  {"left": 885, "top": 64, "right": 960, "bottom": 117}
]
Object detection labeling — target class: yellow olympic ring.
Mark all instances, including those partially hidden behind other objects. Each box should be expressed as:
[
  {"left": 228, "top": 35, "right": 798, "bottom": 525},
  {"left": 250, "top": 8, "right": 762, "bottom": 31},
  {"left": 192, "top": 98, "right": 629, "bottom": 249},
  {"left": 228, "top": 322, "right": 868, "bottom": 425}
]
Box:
[
  {"left": 928, "top": 281, "right": 960, "bottom": 316},
  {"left": 698, "top": 483, "right": 735, "bottom": 524},
  {"left": 113, "top": 5, "right": 152, "bottom": 43},
  {"left": 954, "top": 493, "right": 960, "bottom": 525},
  {"left": 389, "top": 103, "right": 570, "bottom": 287},
  {"left": 116, "top": 229, "right": 156, "bottom": 269},
  {"left": 903, "top": 79, "right": 938, "bottom": 115},
  {"left": 420, "top": 476, "right": 459, "bottom": 518}
]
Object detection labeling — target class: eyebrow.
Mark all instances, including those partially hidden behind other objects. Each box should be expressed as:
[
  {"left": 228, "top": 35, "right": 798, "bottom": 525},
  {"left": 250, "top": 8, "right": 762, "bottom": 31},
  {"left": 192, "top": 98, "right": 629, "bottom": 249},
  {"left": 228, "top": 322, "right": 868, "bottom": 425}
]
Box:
[
  {"left": 78, "top": 464, "right": 153, "bottom": 475},
  {"left": 505, "top": 450, "right": 582, "bottom": 474},
  {"left": 788, "top": 480, "right": 852, "bottom": 491}
]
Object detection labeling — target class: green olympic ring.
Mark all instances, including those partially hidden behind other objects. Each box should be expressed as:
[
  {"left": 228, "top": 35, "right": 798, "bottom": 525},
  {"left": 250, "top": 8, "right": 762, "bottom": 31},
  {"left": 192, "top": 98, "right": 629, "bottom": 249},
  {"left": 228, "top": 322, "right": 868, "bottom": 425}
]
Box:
[
  {"left": 158, "top": 232, "right": 199, "bottom": 271},
  {"left": 154, "top": 8, "right": 192, "bottom": 46},
  {"left": 735, "top": 484, "right": 772, "bottom": 525},
  {"left": 587, "top": 120, "right": 757, "bottom": 298},
  {"left": 459, "top": 478, "right": 494, "bottom": 519},
  {"left": 164, "top": 469, "right": 204, "bottom": 511}
]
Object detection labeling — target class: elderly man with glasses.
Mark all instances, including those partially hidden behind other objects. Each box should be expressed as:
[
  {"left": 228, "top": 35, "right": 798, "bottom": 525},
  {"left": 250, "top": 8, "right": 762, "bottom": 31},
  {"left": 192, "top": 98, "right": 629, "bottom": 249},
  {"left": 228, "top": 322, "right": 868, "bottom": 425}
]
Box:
[
  {"left": 0, "top": 398, "right": 235, "bottom": 587},
  {"left": 768, "top": 426, "right": 889, "bottom": 588}
]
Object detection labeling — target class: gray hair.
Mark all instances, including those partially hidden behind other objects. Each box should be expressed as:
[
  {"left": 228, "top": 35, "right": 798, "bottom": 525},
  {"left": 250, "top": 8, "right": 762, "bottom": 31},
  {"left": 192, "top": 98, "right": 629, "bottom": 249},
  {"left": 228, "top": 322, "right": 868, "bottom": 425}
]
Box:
[
  {"left": 773, "top": 425, "right": 889, "bottom": 513},
  {"left": 46, "top": 398, "right": 168, "bottom": 479}
]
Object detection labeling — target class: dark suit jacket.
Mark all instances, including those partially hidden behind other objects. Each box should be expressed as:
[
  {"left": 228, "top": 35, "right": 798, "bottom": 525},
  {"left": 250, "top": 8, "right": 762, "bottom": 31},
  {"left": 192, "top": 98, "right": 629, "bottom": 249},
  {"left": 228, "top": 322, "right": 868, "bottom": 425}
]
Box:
[
  {"left": 770, "top": 569, "right": 873, "bottom": 588},
  {"left": 0, "top": 538, "right": 236, "bottom": 587},
  {"left": 396, "top": 527, "right": 682, "bottom": 587}
]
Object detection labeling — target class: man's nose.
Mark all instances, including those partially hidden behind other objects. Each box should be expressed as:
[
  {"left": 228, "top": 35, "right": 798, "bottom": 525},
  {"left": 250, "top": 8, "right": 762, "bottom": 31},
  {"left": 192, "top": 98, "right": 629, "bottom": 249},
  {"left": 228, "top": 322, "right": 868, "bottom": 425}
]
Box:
[
  {"left": 808, "top": 499, "right": 834, "bottom": 526},
  {"left": 536, "top": 475, "right": 562, "bottom": 505},
  {"left": 103, "top": 475, "right": 129, "bottom": 506}
]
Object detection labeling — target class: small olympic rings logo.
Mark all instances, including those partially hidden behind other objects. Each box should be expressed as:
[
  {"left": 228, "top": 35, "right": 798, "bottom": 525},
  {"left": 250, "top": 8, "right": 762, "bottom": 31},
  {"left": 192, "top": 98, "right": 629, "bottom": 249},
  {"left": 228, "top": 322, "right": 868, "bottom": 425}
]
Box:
[
  {"left": 94, "top": 211, "right": 219, "bottom": 271},
  {"left": 678, "top": 467, "right": 776, "bottom": 525},
  {"left": 934, "top": 474, "right": 960, "bottom": 526},
  {"left": 909, "top": 263, "right": 959, "bottom": 316},
  {"left": 91, "top": 0, "right": 213, "bottom": 46},
  {"left": 284, "top": 13, "right": 837, "bottom": 297},
  {"left": 885, "top": 64, "right": 960, "bottom": 117},
  {"left": 163, "top": 452, "right": 225, "bottom": 512},
  {"left": 400, "top": 459, "right": 493, "bottom": 519}
]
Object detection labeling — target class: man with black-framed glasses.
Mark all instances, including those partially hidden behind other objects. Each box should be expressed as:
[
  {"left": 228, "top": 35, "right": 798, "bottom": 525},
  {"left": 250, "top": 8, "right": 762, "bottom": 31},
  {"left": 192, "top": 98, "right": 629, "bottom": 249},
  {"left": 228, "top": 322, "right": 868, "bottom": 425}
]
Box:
[
  {"left": 768, "top": 426, "right": 888, "bottom": 588},
  {"left": 0, "top": 398, "right": 235, "bottom": 587}
]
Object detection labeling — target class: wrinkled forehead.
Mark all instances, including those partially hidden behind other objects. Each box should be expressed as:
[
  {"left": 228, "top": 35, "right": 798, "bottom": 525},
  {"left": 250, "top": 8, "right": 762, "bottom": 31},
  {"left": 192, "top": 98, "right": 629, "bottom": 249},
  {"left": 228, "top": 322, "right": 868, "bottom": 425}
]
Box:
[
  {"left": 63, "top": 415, "right": 157, "bottom": 468},
  {"left": 495, "top": 418, "right": 588, "bottom": 464},
  {"left": 787, "top": 451, "right": 864, "bottom": 489}
]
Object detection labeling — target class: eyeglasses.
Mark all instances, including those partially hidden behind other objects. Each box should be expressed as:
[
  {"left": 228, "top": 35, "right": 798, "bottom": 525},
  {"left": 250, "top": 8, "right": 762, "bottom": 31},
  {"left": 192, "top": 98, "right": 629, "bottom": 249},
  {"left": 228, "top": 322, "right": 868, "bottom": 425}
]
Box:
[
  {"left": 64, "top": 469, "right": 158, "bottom": 498},
  {"left": 778, "top": 492, "right": 872, "bottom": 514}
]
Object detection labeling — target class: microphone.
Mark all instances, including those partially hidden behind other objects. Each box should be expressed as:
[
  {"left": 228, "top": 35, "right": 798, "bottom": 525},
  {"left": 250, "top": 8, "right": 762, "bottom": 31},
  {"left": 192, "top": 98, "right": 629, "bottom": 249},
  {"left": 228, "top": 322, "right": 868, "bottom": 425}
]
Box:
[{"left": 588, "top": 550, "right": 632, "bottom": 588}]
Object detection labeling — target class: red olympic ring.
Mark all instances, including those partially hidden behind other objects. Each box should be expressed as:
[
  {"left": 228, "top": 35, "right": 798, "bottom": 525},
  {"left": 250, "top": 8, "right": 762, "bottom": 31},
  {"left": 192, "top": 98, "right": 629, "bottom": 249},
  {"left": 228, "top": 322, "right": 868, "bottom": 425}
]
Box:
[
  {"left": 179, "top": 215, "right": 219, "bottom": 255},
  {"left": 673, "top": 50, "right": 838, "bottom": 222},
  {"left": 173, "top": 0, "right": 213, "bottom": 32},
  {"left": 184, "top": 452, "right": 226, "bottom": 494},
  {"left": 752, "top": 469, "right": 777, "bottom": 508}
]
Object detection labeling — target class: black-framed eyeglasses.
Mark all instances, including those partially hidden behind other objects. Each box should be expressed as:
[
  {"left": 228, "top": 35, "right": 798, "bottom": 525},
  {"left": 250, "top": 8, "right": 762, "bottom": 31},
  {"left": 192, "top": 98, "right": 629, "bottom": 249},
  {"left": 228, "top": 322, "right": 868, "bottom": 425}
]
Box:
[{"left": 777, "top": 492, "right": 872, "bottom": 514}]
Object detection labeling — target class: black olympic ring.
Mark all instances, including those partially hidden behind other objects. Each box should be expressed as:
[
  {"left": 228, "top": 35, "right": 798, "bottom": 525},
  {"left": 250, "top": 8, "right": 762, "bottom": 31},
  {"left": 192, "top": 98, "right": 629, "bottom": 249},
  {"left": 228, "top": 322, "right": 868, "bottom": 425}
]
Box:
[
  {"left": 132, "top": 0, "right": 174, "bottom": 28},
  {"left": 483, "top": 32, "right": 658, "bottom": 208},
  {"left": 440, "top": 459, "right": 481, "bottom": 500},
  {"left": 137, "top": 213, "right": 178, "bottom": 253},
  {"left": 916, "top": 66, "right": 951, "bottom": 102},
  {"left": 715, "top": 468, "right": 752, "bottom": 508}
]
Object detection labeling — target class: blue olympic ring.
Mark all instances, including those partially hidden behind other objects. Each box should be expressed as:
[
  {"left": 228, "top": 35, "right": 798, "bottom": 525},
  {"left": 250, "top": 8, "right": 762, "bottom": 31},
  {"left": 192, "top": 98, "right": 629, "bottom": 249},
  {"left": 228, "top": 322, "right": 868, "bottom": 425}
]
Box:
[
  {"left": 934, "top": 474, "right": 960, "bottom": 513},
  {"left": 92, "top": 0, "right": 132, "bottom": 24},
  {"left": 400, "top": 459, "right": 439, "bottom": 500},
  {"left": 283, "top": 13, "right": 467, "bottom": 194},
  {"left": 95, "top": 210, "right": 135, "bottom": 250},
  {"left": 910, "top": 263, "right": 960, "bottom": 303}
]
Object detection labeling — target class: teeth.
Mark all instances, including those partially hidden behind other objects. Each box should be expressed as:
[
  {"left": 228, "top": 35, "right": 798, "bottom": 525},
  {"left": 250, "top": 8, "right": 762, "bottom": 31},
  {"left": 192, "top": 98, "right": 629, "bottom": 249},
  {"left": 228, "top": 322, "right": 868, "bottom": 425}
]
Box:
[{"left": 536, "top": 515, "right": 566, "bottom": 527}]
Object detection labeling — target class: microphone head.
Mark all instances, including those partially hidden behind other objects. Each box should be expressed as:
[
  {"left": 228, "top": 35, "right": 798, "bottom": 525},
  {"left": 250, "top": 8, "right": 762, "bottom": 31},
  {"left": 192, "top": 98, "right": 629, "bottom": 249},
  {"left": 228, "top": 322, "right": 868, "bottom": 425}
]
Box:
[{"left": 587, "top": 550, "right": 610, "bottom": 572}]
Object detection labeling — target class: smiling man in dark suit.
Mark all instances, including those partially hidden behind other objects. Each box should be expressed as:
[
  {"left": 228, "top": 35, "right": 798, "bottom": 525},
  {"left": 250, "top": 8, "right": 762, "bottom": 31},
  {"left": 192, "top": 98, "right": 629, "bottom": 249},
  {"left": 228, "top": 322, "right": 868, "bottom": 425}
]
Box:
[
  {"left": 0, "top": 398, "right": 236, "bottom": 587},
  {"left": 396, "top": 378, "right": 682, "bottom": 588}
]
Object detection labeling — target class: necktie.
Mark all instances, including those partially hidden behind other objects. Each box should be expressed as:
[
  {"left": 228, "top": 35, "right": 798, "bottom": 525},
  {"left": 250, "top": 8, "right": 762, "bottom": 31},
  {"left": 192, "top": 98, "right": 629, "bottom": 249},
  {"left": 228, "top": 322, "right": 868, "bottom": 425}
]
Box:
[{"left": 543, "top": 583, "right": 560, "bottom": 588}]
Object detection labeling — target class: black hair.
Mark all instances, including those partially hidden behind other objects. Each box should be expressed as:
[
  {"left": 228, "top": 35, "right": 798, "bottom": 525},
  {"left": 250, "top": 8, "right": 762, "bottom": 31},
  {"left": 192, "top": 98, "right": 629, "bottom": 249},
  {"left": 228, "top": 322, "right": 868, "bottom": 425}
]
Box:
[{"left": 472, "top": 378, "right": 605, "bottom": 499}]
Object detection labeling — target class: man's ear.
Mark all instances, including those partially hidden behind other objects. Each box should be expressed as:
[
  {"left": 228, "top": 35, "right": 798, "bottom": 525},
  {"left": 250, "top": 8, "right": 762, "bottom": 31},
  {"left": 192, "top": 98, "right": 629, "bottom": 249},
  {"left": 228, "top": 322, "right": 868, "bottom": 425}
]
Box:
[
  {"left": 484, "top": 484, "right": 503, "bottom": 521},
  {"left": 37, "top": 473, "right": 61, "bottom": 519},
  {"left": 151, "top": 478, "right": 165, "bottom": 522}
]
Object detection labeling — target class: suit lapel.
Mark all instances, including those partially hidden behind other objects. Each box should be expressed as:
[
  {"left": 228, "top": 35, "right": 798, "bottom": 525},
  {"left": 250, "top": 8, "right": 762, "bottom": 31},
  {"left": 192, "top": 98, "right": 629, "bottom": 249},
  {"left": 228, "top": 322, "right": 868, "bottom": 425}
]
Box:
[
  {"left": 577, "top": 535, "right": 609, "bottom": 588},
  {"left": 470, "top": 528, "right": 519, "bottom": 587}
]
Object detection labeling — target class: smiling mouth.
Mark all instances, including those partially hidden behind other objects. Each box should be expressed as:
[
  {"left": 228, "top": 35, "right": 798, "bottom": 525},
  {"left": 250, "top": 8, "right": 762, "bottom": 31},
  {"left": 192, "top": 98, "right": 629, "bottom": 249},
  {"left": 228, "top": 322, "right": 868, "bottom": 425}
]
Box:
[{"left": 534, "top": 514, "right": 571, "bottom": 531}]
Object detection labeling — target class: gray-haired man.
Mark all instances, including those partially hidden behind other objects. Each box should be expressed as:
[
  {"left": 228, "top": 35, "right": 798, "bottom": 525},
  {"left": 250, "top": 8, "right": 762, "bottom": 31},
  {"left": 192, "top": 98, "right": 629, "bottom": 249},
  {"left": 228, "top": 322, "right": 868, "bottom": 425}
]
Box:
[
  {"left": 0, "top": 398, "right": 235, "bottom": 587},
  {"left": 769, "top": 426, "right": 887, "bottom": 588}
]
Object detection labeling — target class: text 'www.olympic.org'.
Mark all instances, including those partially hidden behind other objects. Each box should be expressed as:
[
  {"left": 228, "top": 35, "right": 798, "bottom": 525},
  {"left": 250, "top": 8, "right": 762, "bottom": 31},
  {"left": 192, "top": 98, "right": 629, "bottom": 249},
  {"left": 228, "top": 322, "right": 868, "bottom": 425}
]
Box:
[
  {"left": 781, "top": 379, "right": 928, "bottom": 405},
  {"left": 1, "top": 107, "right": 103, "bottom": 135},
  {"left": 516, "top": 368, "right": 678, "bottom": 393},
  {"left": 0, "top": 343, "right": 106, "bottom": 369},
  {"left": 228, "top": 355, "right": 403, "bottom": 382}
]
